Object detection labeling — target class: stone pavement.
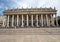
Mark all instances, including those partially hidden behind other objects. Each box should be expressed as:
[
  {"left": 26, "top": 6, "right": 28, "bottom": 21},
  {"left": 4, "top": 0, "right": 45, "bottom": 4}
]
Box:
[
  {"left": 0, "top": 35, "right": 60, "bottom": 42},
  {"left": 0, "top": 27, "right": 60, "bottom": 35},
  {"left": 0, "top": 27, "right": 60, "bottom": 42}
]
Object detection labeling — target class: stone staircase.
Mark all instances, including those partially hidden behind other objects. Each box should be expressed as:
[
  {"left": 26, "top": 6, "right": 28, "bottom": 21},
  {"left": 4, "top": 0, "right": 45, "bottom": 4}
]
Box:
[{"left": 0, "top": 28, "right": 60, "bottom": 35}]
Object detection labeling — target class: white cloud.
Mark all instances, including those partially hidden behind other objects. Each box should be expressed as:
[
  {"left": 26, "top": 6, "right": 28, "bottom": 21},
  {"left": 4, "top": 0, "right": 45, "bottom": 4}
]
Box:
[
  {"left": 10, "top": 0, "right": 60, "bottom": 8},
  {"left": 11, "top": 0, "right": 46, "bottom": 8},
  {"left": 10, "top": 0, "right": 60, "bottom": 15}
]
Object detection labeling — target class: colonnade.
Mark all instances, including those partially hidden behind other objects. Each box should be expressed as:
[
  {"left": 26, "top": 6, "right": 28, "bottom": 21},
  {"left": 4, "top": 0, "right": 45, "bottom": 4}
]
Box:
[{"left": 6, "top": 14, "right": 58, "bottom": 27}]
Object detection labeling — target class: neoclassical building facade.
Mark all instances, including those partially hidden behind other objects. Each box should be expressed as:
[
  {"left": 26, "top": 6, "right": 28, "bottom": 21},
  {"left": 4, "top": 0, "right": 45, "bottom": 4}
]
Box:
[{"left": 3, "top": 7, "right": 58, "bottom": 27}]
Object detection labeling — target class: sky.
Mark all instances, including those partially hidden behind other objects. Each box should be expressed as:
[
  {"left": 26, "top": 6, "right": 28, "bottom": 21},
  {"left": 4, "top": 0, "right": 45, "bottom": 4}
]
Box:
[{"left": 0, "top": 0, "right": 60, "bottom": 16}]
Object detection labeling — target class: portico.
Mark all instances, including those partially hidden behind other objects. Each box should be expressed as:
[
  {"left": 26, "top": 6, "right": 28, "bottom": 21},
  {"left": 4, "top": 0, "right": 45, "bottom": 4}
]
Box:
[{"left": 4, "top": 8, "right": 58, "bottom": 27}]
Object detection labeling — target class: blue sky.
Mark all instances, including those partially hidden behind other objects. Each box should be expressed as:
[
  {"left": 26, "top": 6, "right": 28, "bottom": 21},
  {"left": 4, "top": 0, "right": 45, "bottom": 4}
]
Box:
[{"left": 0, "top": 0, "right": 60, "bottom": 16}]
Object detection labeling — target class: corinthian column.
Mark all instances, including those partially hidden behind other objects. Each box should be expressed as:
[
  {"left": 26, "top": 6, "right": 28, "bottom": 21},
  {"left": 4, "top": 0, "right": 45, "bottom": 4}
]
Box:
[
  {"left": 31, "top": 15, "right": 33, "bottom": 27},
  {"left": 17, "top": 15, "right": 19, "bottom": 27},
  {"left": 21, "top": 15, "right": 24, "bottom": 27},
  {"left": 12, "top": 15, "right": 14, "bottom": 27},
  {"left": 3, "top": 19, "right": 5, "bottom": 27},
  {"left": 7, "top": 15, "right": 9, "bottom": 27},
  {"left": 51, "top": 14, "right": 54, "bottom": 26},
  {"left": 46, "top": 14, "right": 49, "bottom": 26},
  {"left": 55, "top": 14, "right": 58, "bottom": 26},
  {"left": 41, "top": 14, "right": 43, "bottom": 26},
  {"left": 27, "top": 14, "right": 28, "bottom": 27},
  {"left": 36, "top": 15, "right": 38, "bottom": 27}
]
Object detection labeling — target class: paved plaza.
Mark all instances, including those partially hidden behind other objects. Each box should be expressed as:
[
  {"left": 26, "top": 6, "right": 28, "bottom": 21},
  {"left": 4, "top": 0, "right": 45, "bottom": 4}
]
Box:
[
  {"left": 0, "top": 27, "right": 60, "bottom": 42},
  {"left": 0, "top": 35, "right": 60, "bottom": 42}
]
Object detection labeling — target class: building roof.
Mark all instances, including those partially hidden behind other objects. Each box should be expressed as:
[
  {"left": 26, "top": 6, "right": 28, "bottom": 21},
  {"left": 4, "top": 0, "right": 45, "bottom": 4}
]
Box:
[{"left": 4, "top": 8, "right": 57, "bottom": 15}]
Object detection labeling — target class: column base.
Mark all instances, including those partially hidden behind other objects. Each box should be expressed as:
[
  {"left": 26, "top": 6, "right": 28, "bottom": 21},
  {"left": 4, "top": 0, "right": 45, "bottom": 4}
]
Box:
[
  {"left": 31, "top": 25, "right": 34, "bottom": 27},
  {"left": 17, "top": 25, "right": 19, "bottom": 27},
  {"left": 47, "top": 25, "right": 50, "bottom": 27},
  {"left": 52, "top": 25, "right": 55, "bottom": 27},
  {"left": 7, "top": 26, "right": 9, "bottom": 28},
  {"left": 56, "top": 25, "right": 59, "bottom": 27},
  {"left": 56, "top": 24, "right": 59, "bottom": 27},
  {"left": 12, "top": 26, "right": 14, "bottom": 27},
  {"left": 41, "top": 25, "right": 43, "bottom": 27},
  {"left": 50, "top": 23, "right": 55, "bottom": 27},
  {"left": 27, "top": 25, "right": 29, "bottom": 27},
  {"left": 36, "top": 25, "right": 39, "bottom": 27},
  {"left": 21, "top": 25, "right": 24, "bottom": 27},
  {"left": 2, "top": 25, "right": 5, "bottom": 27}
]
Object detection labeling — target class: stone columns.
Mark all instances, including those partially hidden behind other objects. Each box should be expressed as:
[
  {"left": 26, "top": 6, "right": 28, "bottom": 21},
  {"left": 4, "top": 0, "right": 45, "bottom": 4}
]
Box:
[
  {"left": 36, "top": 15, "right": 38, "bottom": 27},
  {"left": 51, "top": 14, "right": 54, "bottom": 26},
  {"left": 55, "top": 14, "right": 58, "bottom": 26},
  {"left": 17, "top": 15, "right": 19, "bottom": 27},
  {"left": 21, "top": 15, "right": 24, "bottom": 27},
  {"left": 41, "top": 14, "right": 43, "bottom": 26},
  {"left": 3, "top": 20, "right": 5, "bottom": 27},
  {"left": 7, "top": 15, "right": 9, "bottom": 27},
  {"left": 46, "top": 14, "right": 49, "bottom": 26},
  {"left": 31, "top": 15, "right": 33, "bottom": 27},
  {"left": 12, "top": 15, "right": 14, "bottom": 27},
  {"left": 27, "top": 14, "right": 28, "bottom": 27}
]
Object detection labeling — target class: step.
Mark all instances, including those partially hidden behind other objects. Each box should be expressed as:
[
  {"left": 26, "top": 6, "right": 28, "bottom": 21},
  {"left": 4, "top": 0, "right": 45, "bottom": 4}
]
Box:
[{"left": 0, "top": 28, "right": 60, "bottom": 35}]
